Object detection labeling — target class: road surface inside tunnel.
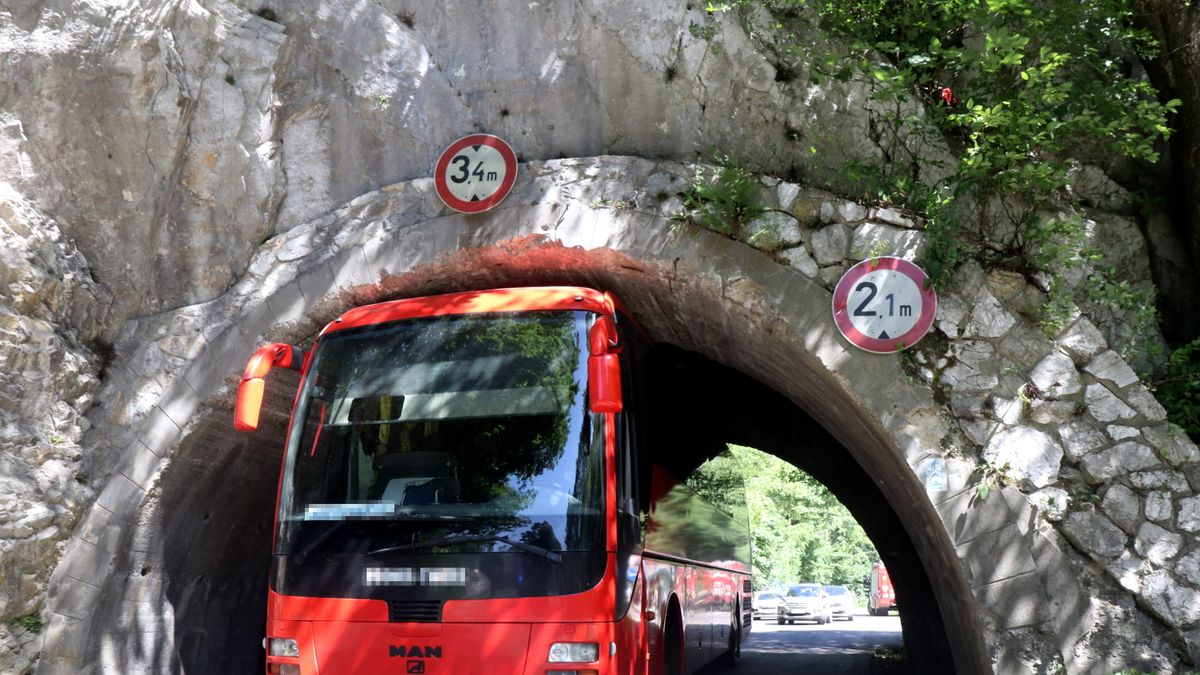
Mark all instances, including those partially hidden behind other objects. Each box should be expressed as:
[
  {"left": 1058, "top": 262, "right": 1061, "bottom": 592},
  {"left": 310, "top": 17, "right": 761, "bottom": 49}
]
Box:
[{"left": 700, "top": 611, "right": 905, "bottom": 674}]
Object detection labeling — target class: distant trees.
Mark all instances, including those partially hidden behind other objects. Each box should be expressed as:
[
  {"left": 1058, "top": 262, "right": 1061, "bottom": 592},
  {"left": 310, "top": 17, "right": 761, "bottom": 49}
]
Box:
[{"left": 702, "top": 445, "right": 879, "bottom": 590}]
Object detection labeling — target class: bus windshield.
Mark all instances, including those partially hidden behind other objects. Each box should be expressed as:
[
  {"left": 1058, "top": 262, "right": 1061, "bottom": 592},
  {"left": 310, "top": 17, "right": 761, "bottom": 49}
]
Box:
[{"left": 276, "top": 310, "right": 603, "bottom": 560}]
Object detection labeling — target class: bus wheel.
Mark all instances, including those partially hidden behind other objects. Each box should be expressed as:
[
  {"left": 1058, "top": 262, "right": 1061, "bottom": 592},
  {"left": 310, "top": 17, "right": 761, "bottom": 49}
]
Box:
[
  {"left": 664, "top": 603, "right": 684, "bottom": 675},
  {"left": 719, "top": 604, "right": 741, "bottom": 666},
  {"left": 776, "top": 616, "right": 784, "bottom": 625}
]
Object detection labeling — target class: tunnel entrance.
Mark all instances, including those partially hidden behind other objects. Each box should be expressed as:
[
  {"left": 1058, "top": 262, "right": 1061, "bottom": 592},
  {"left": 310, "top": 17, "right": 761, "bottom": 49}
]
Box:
[
  {"left": 112, "top": 337, "right": 960, "bottom": 674},
  {"left": 644, "top": 345, "right": 955, "bottom": 673},
  {"left": 41, "top": 178, "right": 996, "bottom": 674}
]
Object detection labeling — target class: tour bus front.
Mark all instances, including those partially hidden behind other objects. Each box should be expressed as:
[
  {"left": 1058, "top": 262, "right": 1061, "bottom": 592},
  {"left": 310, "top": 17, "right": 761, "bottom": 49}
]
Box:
[{"left": 238, "top": 290, "right": 631, "bottom": 675}]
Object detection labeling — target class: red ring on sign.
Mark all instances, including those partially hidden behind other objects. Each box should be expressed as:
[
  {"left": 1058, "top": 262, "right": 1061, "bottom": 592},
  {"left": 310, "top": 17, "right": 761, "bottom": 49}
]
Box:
[
  {"left": 434, "top": 134, "right": 518, "bottom": 214},
  {"left": 831, "top": 257, "right": 937, "bottom": 353}
]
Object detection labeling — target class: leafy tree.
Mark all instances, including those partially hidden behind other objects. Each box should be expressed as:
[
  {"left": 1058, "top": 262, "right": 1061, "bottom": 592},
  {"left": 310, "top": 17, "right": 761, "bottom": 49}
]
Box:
[{"left": 717, "top": 446, "right": 879, "bottom": 590}]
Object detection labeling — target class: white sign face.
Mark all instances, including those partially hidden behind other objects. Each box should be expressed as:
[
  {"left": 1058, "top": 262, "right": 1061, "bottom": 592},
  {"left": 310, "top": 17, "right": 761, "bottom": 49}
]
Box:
[
  {"left": 845, "top": 268, "right": 923, "bottom": 339},
  {"left": 442, "top": 143, "right": 506, "bottom": 202},
  {"left": 832, "top": 257, "right": 937, "bottom": 353},
  {"left": 434, "top": 134, "right": 517, "bottom": 213}
]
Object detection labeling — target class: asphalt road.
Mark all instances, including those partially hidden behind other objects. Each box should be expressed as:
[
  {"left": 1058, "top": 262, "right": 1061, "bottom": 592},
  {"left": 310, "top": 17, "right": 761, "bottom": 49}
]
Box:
[{"left": 701, "top": 609, "right": 904, "bottom": 674}]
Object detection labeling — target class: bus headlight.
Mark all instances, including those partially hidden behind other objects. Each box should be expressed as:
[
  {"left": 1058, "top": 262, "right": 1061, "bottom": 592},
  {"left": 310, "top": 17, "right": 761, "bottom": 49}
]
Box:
[
  {"left": 267, "top": 637, "right": 299, "bottom": 658},
  {"left": 548, "top": 642, "right": 599, "bottom": 663}
]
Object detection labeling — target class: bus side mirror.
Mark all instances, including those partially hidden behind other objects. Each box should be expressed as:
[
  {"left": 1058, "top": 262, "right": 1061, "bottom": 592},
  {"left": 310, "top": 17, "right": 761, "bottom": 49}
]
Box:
[
  {"left": 234, "top": 343, "right": 304, "bottom": 431},
  {"left": 588, "top": 315, "right": 622, "bottom": 414},
  {"left": 589, "top": 353, "right": 622, "bottom": 413}
]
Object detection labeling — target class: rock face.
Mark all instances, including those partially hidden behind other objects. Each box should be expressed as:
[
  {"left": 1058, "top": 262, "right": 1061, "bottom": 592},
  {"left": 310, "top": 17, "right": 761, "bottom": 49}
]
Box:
[
  {"left": 0, "top": 1, "right": 1196, "bottom": 675},
  {"left": 0, "top": 0, "right": 954, "bottom": 328},
  {"left": 0, "top": 188, "right": 111, "bottom": 673}
]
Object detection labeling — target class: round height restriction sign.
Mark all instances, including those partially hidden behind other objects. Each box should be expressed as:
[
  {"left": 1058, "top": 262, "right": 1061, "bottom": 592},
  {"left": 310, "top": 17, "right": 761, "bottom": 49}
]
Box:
[
  {"left": 832, "top": 257, "right": 937, "bottom": 353},
  {"left": 434, "top": 133, "right": 518, "bottom": 213}
]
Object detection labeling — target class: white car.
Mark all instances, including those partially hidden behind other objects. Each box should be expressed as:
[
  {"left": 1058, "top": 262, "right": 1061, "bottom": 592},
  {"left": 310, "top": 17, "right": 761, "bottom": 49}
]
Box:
[
  {"left": 753, "top": 591, "right": 783, "bottom": 620},
  {"left": 777, "top": 583, "right": 832, "bottom": 625},
  {"left": 823, "top": 584, "right": 855, "bottom": 621}
]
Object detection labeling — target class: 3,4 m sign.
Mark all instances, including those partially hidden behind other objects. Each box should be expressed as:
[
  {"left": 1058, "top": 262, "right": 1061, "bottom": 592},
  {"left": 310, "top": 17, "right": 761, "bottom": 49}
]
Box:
[
  {"left": 832, "top": 256, "right": 937, "bottom": 353},
  {"left": 434, "top": 133, "right": 517, "bottom": 213}
]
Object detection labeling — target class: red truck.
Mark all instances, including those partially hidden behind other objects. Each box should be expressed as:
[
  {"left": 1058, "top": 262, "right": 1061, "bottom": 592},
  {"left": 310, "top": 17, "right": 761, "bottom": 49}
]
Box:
[{"left": 868, "top": 562, "right": 897, "bottom": 616}]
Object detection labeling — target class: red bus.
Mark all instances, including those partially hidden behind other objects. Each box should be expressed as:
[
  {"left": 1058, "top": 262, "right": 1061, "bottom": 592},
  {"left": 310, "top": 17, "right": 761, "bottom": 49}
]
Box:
[{"left": 234, "top": 286, "right": 752, "bottom": 675}]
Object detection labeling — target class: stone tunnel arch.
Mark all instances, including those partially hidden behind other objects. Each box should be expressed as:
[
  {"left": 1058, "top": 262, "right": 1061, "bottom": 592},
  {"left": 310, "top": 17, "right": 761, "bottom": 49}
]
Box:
[{"left": 39, "top": 156, "right": 1069, "bottom": 673}]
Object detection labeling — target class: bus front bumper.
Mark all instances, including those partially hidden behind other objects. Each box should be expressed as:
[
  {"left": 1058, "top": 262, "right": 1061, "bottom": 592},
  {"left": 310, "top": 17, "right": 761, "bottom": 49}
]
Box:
[{"left": 266, "top": 619, "right": 619, "bottom": 675}]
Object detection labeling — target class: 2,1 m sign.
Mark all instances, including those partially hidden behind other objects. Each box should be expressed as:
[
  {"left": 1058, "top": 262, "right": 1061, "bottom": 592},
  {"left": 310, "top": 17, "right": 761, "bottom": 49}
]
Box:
[
  {"left": 434, "top": 134, "right": 518, "bottom": 214},
  {"left": 831, "top": 256, "right": 937, "bottom": 353}
]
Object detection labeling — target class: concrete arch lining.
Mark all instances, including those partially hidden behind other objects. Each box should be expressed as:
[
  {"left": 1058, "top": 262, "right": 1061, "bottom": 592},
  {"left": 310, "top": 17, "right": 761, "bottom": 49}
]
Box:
[{"left": 42, "top": 157, "right": 994, "bottom": 673}]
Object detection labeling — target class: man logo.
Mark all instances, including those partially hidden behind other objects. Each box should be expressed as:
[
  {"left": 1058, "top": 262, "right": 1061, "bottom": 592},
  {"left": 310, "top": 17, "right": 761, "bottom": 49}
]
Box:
[
  {"left": 389, "top": 645, "right": 442, "bottom": 658},
  {"left": 406, "top": 661, "right": 425, "bottom": 674}
]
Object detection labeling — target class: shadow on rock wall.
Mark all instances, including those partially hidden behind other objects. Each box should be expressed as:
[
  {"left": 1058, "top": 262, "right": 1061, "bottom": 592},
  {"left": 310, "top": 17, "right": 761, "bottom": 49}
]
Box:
[{"left": 88, "top": 370, "right": 297, "bottom": 674}]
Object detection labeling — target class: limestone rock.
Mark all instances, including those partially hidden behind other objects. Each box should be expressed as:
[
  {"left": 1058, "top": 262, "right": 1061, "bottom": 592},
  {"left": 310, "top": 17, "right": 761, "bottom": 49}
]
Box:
[
  {"left": 1129, "top": 471, "right": 1191, "bottom": 493},
  {"left": 1139, "top": 571, "right": 1200, "bottom": 626},
  {"left": 1105, "top": 551, "right": 1149, "bottom": 593},
  {"left": 779, "top": 246, "right": 819, "bottom": 278},
  {"left": 847, "top": 222, "right": 925, "bottom": 261},
  {"left": 963, "top": 288, "right": 1017, "bottom": 339},
  {"left": 982, "top": 427, "right": 1063, "bottom": 489},
  {"left": 1030, "top": 351, "right": 1082, "bottom": 398},
  {"left": 1085, "top": 383, "right": 1137, "bottom": 423},
  {"left": 1145, "top": 491, "right": 1174, "bottom": 523},
  {"left": 1124, "top": 386, "right": 1168, "bottom": 423},
  {"left": 936, "top": 295, "right": 970, "bottom": 338},
  {"left": 1107, "top": 425, "right": 1140, "bottom": 441},
  {"left": 1143, "top": 424, "right": 1200, "bottom": 465},
  {"left": 1133, "top": 522, "right": 1181, "bottom": 565},
  {"left": 1179, "top": 550, "right": 1200, "bottom": 587},
  {"left": 1179, "top": 496, "right": 1200, "bottom": 533},
  {"left": 745, "top": 211, "right": 802, "bottom": 251},
  {"left": 1102, "top": 484, "right": 1141, "bottom": 533},
  {"left": 1063, "top": 507, "right": 1128, "bottom": 559},
  {"left": 1030, "top": 487, "right": 1069, "bottom": 521},
  {"left": 943, "top": 341, "right": 999, "bottom": 392},
  {"left": 1084, "top": 350, "right": 1141, "bottom": 390},
  {"left": 789, "top": 188, "right": 836, "bottom": 227},
  {"left": 868, "top": 206, "right": 918, "bottom": 229},
  {"left": 819, "top": 199, "right": 867, "bottom": 224},
  {"left": 810, "top": 223, "right": 849, "bottom": 265},
  {"left": 776, "top": 182, "right": 801, "bottom": 213},
  {"left": 1029, "top": 400, "right": 1077, "bottom": 425},
  {"left": 1081, "top": 441, "right": 1161, "bottom": 482},
  {"left": 1058, "top": 318, "right": 1108, "bottom": 364},
  {"left": 1058, "top": 420, "right": 1109, "bottom": 460},
  {"left": 819, "top": 264, "right": 845, "bottom": 287},
  {"left": 1066, "top": 164, "right": 1134, "bottom": 214}
]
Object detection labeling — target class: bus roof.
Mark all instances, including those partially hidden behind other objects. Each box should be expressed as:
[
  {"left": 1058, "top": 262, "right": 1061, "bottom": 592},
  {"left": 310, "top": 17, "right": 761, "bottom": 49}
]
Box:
[{"left": 321, "top": 286, "right": 615, "bottom": 336}]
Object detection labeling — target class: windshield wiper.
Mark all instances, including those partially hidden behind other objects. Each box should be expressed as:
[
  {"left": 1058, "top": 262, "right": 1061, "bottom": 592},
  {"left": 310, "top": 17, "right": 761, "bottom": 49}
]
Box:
[
  {"left": 294, "top": 515, "right": 475, "bottom": 566},
  {"left": 367, "top": 535, "right": 564, "bottom": 563}
]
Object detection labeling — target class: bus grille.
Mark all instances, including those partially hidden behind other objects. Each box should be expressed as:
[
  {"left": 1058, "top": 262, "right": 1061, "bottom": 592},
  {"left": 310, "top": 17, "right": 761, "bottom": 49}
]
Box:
[{"left": 389, "top": 600, "right": 443, "bottom": 623}]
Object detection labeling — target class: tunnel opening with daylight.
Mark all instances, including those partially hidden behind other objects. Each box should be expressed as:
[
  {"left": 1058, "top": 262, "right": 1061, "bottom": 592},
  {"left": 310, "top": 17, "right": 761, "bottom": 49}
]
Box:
[{"left": 643, "top": 344, "right": 954, "bottom": 672}]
